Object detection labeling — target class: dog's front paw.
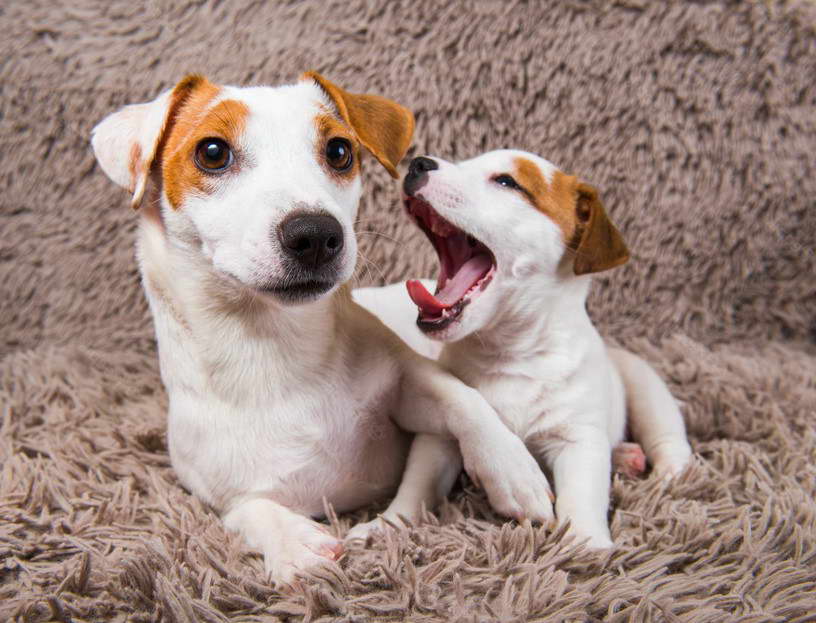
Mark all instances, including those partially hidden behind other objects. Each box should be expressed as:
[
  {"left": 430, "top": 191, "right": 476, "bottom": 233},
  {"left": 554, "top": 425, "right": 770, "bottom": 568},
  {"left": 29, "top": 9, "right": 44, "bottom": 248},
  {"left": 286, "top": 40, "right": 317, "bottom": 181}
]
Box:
[
  {"left": 461, "top": 429, "right": 555, "bottom": 523},
  {"left": 649, "top": 440, "right": 693, "bottom": 480},
  {"left": 265, "top": 521, "right": 344, "bottom": 588},
  {"left": 576, "top": 530, "right": 614, "bottom": 550},
  {"left": 346, "top": 517, "right": 390, "bottom": 544}
]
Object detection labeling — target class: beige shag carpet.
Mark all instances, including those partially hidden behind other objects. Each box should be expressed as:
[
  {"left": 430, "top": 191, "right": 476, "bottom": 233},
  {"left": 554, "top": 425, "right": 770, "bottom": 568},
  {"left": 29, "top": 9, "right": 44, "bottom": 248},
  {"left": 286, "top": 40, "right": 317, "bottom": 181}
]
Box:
[{"left": 2, "top": 1, "right": 816, "bottom": 621}]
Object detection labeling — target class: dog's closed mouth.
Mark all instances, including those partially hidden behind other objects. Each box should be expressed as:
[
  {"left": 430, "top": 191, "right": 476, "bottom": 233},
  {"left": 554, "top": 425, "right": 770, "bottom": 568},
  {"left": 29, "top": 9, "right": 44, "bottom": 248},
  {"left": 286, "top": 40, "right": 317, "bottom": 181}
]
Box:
[
  {"left": 404, "top": 197, "right": 496, "bottom": 331},
  {"left": 259, "top": 279, "right": 335, "bottom": 301}
]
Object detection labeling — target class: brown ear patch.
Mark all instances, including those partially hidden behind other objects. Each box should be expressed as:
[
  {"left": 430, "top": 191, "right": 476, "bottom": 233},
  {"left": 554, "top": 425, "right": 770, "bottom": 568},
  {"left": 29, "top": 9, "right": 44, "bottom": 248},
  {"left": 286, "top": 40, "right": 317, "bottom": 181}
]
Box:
[
  {"left": 572, "top": 183, "right": 630, "bottom": 275},
  {"left": 129, "top": 74, "right": 214, "bottom": 210},
  {"left": 303, "top": 71, "right": 414, "bottom": 178},
  {"left": 161, "top": 81, "right": 249, "bottom": 209},
  {"left": 511, "top": 157, "right": 629, "bottom": 275},
  {"left": 512, "top": 157, "right": 580, "bottom": 243},
  {"left": 127, "top": 143, "right": 143, "bottom": 196}
]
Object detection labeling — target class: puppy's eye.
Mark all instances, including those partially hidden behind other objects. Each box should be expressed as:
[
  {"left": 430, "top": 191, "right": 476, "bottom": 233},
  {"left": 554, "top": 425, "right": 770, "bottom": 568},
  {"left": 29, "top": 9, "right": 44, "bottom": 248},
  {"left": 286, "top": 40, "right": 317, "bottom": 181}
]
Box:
[
  {"left": 493, "top": 174, "right": 521, "bottom": 190},
  {"left": 195, "top": 138, "right": 233, "bottom": 172},
  {"left": 325, "top": 138, "right": 353, "bottom": 171}
]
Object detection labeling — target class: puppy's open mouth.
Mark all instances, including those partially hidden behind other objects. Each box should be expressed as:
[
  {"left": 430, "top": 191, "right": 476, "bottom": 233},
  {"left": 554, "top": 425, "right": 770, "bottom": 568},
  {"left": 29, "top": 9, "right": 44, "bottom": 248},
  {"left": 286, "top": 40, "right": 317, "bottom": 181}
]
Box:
[{"left": 405, "top": 196, "right": 496, "bottom": 332}]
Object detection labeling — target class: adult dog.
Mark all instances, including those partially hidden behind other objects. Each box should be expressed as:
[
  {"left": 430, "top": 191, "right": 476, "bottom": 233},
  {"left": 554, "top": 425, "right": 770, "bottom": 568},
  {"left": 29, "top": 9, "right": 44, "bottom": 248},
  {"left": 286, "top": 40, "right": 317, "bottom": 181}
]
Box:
[{"left": 91, "top": 78, "right": 553, "bottom": 585}]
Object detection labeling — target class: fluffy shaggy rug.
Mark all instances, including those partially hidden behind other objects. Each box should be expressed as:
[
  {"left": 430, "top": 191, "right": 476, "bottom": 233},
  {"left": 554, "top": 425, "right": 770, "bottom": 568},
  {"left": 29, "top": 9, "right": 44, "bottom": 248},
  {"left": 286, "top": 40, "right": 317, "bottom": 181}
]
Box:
[{"left": 2, "top": 0, "right": 815, "bottom": 621}]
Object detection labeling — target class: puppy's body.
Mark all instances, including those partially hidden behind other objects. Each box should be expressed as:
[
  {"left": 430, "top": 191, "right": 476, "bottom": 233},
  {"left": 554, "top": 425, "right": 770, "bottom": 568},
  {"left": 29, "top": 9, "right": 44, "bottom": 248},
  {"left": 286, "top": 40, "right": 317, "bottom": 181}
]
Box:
[
  {"left": 355, "top": 150, "right": 691, "bottom": 547},
  {"left": 361, "top": 278, "right": 626, "bottom": 452},
  {"left": 93, "top": 81, "right": 553, "bottom": 585}
]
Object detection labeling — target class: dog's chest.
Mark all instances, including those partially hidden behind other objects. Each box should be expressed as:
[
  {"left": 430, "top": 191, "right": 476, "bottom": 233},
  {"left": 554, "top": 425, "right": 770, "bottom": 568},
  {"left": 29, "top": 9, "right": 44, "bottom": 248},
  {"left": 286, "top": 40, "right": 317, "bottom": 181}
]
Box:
[
  {"left": 473, "top": 372, "right": 575, "bottom": 439},
  {"left": 166, "top": 350, "right": 409, "bottom": 516},
  {"left": 447, "top": 345, "right": 589, "bottom": 439}
]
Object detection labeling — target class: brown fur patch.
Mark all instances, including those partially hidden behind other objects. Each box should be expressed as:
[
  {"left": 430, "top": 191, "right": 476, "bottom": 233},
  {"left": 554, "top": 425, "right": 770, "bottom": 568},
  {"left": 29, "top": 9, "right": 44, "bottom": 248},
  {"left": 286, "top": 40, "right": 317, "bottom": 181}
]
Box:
[
  {"left": 161, "top": 81, "right": 249, "bottom": 210},
  {"left": 511, "top": 157, "right": 629, "bottom": 274},
  {"left": 314, "top": 112, "right": 361, "bottom": 182},
  {"left": 572, "top": 183, "right": 630, "bottom": 275},
  {"left": 127, "top": 143, "right": 142, "bottom": 196},
  {"left": 512, "top": 157, "right": 580, "bottom": 247},
  {"left": 303, "top": 71, "right": 414, "bottom": 179}
]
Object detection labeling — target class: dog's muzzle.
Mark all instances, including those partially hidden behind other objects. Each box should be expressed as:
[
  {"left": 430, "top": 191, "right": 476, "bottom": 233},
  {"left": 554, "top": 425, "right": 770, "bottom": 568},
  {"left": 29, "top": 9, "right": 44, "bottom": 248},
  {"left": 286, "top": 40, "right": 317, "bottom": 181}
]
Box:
[
  {"left": 258, "top": 211, "right": 346, "bottom": 304},
  {"left": 403, "top": 156, "right": 438, "bottom": 196}
]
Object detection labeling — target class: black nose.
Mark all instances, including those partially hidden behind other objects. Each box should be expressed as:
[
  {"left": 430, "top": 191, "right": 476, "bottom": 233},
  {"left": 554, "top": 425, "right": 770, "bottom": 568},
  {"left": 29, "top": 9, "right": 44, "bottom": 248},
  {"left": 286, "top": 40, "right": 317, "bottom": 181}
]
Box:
[
  {"left": 277, "top": 213, "right": 344, "bottom": 269},
  {"left": 404, "top": 156, "right": 438, "bottom": 195}
]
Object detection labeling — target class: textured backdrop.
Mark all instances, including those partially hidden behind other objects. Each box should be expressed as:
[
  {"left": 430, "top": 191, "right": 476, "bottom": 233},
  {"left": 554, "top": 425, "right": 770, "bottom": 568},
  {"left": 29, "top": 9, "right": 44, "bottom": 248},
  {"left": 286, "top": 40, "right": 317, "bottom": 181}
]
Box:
[{"left": 1, "top": 1, "right": 815, "bottom": 621}]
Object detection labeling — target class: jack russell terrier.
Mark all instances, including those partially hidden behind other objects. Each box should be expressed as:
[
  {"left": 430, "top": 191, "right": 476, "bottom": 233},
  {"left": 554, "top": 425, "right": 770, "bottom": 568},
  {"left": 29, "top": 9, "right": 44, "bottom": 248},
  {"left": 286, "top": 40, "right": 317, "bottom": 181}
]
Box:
[
  {"left": 91, "top": 77, "right": 554, "bottom": 585},
  {"left": 354, "top": 150, "right": 693, "bottom": 548}
]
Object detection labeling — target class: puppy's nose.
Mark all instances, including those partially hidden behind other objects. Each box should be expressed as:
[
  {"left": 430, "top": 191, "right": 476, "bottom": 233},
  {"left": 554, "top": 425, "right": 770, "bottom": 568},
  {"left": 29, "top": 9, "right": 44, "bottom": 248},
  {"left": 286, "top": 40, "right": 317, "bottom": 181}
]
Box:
[
  {"left": 404, "top": 156, "right": 438, "bottom": 195},
  {"left": 277, "top": 213, "right": 344, "bottom": 269}
]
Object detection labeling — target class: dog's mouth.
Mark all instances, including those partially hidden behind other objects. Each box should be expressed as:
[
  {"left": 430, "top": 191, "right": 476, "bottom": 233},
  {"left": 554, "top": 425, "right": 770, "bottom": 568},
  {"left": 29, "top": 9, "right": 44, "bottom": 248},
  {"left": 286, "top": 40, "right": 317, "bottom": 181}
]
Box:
[
  {"left": 258, "top": 279, "right": 335, "bottom": 303},
  {"left": 405, "top": 196, "right": 496, "bottom": 332}
]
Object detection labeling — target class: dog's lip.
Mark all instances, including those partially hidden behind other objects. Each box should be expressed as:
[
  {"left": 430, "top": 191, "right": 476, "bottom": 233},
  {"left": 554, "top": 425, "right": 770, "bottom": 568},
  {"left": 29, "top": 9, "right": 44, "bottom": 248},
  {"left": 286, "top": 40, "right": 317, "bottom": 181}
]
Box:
[
  {"left": 257, "top": 280, "right": 335, "bottom": 296},
  {"left": 403, "top": 194, "right": 496, "bottom": 331},
  {"left": 416, "top": 299, "right": 468, "bottom": 332}
]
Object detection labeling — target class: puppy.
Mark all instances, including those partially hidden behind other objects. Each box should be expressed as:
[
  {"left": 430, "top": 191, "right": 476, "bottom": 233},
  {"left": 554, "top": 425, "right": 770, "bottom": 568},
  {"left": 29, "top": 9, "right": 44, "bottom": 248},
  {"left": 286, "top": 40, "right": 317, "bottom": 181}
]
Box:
[
  {"left": 91, "top": 77, "right": 554, "bottom": 585},
  {"left": 354, "top": 150, "right": 692, "bottom": 548}
]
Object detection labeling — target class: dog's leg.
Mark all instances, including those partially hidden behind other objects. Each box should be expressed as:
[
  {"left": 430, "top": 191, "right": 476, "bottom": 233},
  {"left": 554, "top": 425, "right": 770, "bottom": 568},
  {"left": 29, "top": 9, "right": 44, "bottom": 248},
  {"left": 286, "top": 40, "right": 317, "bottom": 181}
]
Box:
[
  {"left": 346, "top": 434, "right": 461, "bottom": 542},
  {"left": 395, "top": 356, "right": 554, "bottom": 522},
  {"left": 547, "top": 429, "right": 614, "bottom": 549},
  {"left": 352, "top": 282, "right": 443, "bottom": 360},
  {"left": 608, "top": 347, "right": 692, "bottom": 478},
  {"left": 223, "top": 497, "right": 344, "bottom": 588}
]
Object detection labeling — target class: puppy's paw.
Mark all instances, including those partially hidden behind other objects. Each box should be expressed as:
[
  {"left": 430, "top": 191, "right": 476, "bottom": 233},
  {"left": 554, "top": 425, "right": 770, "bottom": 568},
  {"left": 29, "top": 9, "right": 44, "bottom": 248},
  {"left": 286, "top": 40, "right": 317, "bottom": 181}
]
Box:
[
  {"left": 612, "top": 441, "right": 647, "bottom": 479},
  {"left": 650, "top": 440, "right": 693, "bottom": 480},
  {"left": 565, "top": 523, "right": 614, "bottom": 550},
  {"left": 265, "top": 521, "right": 344, "bottom": 588},
  {"left": 652, "top": 457, "right": 689, "bottom": 480},
  {"left": 346, "top": 511, "right": 411, "bottom": 545},
  {"left": 346, "top": 517, "right": 388, "bottom": 544},
  {"left": 581, "top": 532, "right": 614, "bottom": 550},
  {"left": 462, "top": 429, "right": 555, "bottom": 523}
]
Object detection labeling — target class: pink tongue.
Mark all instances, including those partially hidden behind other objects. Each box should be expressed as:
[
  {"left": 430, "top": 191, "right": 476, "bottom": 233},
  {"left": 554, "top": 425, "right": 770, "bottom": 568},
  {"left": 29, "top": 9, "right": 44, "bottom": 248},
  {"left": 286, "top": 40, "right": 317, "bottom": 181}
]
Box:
[
  {"left": 406, "top": 280, "right": 447, "bottom": 316},
  {"left": 406, "top": 254, "right": 492, "bottom": 317}
]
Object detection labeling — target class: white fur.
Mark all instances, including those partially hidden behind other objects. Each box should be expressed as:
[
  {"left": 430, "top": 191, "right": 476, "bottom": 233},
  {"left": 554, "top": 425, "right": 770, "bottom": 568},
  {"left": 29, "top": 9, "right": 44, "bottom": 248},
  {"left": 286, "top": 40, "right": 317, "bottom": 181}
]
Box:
[
  {"left": 92, "top": 83, "right": 554, "bottom": 586},
  {"left": 356, "top": 150, "right": 692, "bottom": 548}
]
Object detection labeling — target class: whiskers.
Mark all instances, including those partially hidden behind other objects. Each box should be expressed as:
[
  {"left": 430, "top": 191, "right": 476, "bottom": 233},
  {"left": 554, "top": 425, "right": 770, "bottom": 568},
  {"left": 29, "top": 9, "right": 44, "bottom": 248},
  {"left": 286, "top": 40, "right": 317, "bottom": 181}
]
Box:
[
  {"left": 356, "top": 229, "right": 401, "bottom": 244},
  {"left": 353, "top": 216, "right": 402, "bottom": 243},
  {"left": 352, "top": 217, "right": 403, "bottom": 286},
  {"left": 354, "top": 247, "right": 390, "bottom": 286}
]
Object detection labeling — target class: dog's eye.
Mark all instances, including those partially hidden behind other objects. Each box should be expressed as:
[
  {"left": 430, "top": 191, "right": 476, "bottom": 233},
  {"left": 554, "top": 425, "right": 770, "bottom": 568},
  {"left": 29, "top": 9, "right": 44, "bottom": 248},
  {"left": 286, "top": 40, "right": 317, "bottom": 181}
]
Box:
[
  {"left": 493, "top": 174, "right": 521, "bottom": 190},
  {"left": 195, "top": 138, "right": 233, "bottom": 172},
  {"left": 325, "top": 138, "right": 353, "bottom": 171}
]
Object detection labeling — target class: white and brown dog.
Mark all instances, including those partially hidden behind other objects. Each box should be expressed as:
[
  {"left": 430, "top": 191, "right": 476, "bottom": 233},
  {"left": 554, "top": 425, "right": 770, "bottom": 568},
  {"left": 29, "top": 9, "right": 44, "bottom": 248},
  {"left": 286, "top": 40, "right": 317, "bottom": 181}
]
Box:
[
  {"left": 91, "top": 78, "right": 554, "bottom": 585},
  {"left": 354, "top": 150, "right": 693, "bottom": 548}
]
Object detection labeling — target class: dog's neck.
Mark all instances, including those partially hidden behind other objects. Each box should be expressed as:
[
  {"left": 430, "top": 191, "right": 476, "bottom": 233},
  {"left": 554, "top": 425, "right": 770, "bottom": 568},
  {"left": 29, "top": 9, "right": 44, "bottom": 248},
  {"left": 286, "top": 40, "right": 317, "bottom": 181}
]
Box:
[
  {"left": 442, "top": 274, "right": 595, "bottom": 376},
  {"left": 136, "top": 216, "right": 346, "bottom": 403}
]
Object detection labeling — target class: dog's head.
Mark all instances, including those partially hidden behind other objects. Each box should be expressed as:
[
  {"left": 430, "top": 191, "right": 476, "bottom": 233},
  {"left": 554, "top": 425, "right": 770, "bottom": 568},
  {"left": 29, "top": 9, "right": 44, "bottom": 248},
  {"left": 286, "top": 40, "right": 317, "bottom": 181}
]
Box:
[
  {"left": 402, "top": 149, "right": 629, "bottom": 340},
  {"left": 91, "top": 73, "right": 413, "bottom": 305}
]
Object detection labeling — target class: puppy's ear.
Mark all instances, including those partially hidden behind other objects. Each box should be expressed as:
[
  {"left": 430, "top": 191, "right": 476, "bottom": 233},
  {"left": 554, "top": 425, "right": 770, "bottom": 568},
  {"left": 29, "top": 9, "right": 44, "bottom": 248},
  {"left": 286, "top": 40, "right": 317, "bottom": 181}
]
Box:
[
  {"left": 572, "top": 183, "right": 630, "bottom": 275},
  {"left": 91, "top": 75, "right": 209, "bottom": 210},
  {"left": 303, "top": 71, "right": 414, "bottom": 178}
]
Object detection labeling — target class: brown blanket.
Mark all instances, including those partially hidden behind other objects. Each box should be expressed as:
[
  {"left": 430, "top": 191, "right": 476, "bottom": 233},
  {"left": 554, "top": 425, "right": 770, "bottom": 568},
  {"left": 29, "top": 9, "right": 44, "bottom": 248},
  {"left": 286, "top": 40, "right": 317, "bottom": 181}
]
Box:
[{"left": 2, "top": 1, "right": 815, "bottom": 620}]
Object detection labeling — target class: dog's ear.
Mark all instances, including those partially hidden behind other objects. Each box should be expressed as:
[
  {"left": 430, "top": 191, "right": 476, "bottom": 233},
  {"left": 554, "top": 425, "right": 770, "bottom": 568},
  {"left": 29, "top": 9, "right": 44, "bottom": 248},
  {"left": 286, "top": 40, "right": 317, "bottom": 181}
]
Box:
[
  {"left": 91, "top": 75, "right": 208, "bottom": 210},
  {"left": 572, "top": 183, "right": 630, "bottom": 275},
  {"left": 302, "top": 71, "right": 414, "bottom": 179}
]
